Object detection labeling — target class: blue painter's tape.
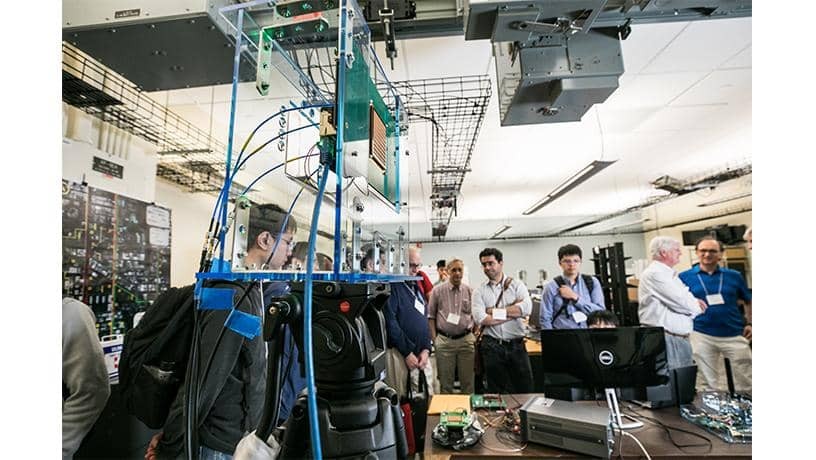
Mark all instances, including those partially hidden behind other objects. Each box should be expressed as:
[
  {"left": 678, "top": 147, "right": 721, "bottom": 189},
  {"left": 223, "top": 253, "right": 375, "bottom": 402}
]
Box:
[
  {"left": 199, "top": 287, "right": 234, "bottom": 310},
  {"left": 194, "top": 279, "right": 205, "bottom": 300},
  {"left": 225, "top": 310, "right": 261, "bottom": 339}
]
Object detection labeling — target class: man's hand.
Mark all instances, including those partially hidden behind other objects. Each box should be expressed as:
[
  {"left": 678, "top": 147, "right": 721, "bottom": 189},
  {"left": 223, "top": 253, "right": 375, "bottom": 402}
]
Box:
[
  {"left": 145, "top": 432, "right": 163, "bottom": 460},
  {"left": 743, "top": 325, "right": 752, "bottom": 340},
  {"left": 697, "top": 299, "right": 708, "bottom": 313},
  {"left": 558, "top": 286, "right": 579, "bottom": 301},
  {"left": 417, "top": 349, "right": 430, "bottom": 368},
  {"left": 404, "top": 352, "right": 419, "bottom": 370}
]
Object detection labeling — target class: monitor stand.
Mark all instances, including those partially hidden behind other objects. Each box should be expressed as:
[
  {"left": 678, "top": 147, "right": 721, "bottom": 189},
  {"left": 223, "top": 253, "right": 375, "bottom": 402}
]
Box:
[{"left": 604, "top": 388, "right": 642, "bottom": 430}]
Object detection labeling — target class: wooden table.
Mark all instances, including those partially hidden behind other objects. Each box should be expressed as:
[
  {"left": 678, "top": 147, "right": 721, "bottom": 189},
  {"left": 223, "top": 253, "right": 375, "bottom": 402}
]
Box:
[{"left": 423, "top": 393, "right": 751, "bottom": 459}]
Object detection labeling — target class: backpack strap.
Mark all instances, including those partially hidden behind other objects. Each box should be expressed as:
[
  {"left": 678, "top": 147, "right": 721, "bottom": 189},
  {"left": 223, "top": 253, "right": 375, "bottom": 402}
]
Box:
[
  {"left": 581, "top": 274, "right": 596, "bottom": 296},
  {"left": 493, "top": 277, "right": 513, "bottom": 309},
  {"left": 551, "top": 276, "right": 573, "bottom": 326},
  {"left": 552, "top": 275, "right": 599, "bottom": 326}
]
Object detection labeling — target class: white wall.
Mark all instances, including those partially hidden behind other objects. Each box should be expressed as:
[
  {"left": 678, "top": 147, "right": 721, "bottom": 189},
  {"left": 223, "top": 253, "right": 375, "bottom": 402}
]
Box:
[
  {"left": 62, "top": 105, "right": 157, "bottom": 202},
  {"left": 417, "top": 233, "right": 647, "bottom": 289}
]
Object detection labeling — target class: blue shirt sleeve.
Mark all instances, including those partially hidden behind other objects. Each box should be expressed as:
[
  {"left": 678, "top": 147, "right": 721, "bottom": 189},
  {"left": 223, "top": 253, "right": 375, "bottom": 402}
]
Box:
[
  {"left": 574, "top": 276, "right": 605, "bottom": 313},
  {"left": 734, "top": 271, "right": 752, "bottom": 303},
  {"left": 541, "top": 281, "right": 557, "bottom": 329},
  {"left": 278, "top": 327, "right": 306, "bottom": 425}
]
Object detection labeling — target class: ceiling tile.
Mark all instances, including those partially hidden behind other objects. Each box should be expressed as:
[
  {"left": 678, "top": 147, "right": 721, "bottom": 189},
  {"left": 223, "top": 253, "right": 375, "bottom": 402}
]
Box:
[
  {"left": 720, "top": 45, "right": 751, "bottom": 69},
  {"left": 642, "top": 17, "right": 752, "bottom": 74},
  {"left": 671, "top": 68, "right": 752, "bottom": 106},
  {"left": 634, "top": 104, "right": 730, "bottom": 132},
  {"left": 620, "top": 22, "right": 690, "bottom": 75},
  {"left": 603, "top": 72, "right": 708, "bottom": 109}
]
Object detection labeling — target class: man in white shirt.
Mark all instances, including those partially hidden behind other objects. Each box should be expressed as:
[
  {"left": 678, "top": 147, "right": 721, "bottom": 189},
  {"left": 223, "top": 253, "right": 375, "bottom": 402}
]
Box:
[
  {"left": 638, "top": 236, "right": 707, "bottom": 369},
  {"left": 472, "top": 248, "right": 534, "bottom": 393}
]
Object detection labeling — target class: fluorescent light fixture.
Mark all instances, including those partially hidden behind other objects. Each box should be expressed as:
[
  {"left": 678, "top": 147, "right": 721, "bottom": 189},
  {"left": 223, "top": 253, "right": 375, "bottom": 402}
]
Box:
[
  {"left": 697, "top": 192, "right": 752, "bottom": 207},
  {"left": 523, "top": 160, "right": 617, "bottom": 215},
  {"left": 490, "top": 224, "right": 512, "bottom": 239}
]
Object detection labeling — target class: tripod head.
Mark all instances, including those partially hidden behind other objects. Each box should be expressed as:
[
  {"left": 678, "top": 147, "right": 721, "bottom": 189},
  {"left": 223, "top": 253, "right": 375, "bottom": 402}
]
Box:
[
  {"left": 261, "top": 281, "right": 408, "bottom": 459},
  {"left": 275, "top": 281, "right": 390, "bottom": 394}
]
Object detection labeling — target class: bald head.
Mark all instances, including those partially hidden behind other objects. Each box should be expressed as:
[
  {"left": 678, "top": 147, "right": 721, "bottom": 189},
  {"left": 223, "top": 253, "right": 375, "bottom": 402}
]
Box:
[{"left": 408, "top": 246, "right": 421, "bottom": 276}]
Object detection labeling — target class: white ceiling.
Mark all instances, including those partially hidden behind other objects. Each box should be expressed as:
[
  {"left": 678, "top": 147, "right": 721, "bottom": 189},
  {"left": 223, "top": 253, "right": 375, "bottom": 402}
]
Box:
[{"left": 148, "top": 16, "right": 751, "bottom": 242}]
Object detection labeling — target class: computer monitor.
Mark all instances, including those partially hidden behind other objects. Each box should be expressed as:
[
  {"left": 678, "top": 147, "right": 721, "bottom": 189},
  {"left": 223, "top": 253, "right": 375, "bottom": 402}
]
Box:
[
  {"left": 538, "top": 327, "right": 670, "bottom": 429},
  {"left": 539, "top": 326, "right": 669, "bottom": 389}
]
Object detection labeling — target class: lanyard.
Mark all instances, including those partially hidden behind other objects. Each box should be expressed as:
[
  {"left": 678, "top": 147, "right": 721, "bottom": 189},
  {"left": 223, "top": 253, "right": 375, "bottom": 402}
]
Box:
[
  {"left": 696, "top": 271, "right": 723, "bottom": 297},
  {"left": 407, "top": 281, "right": 424, "bottom": 305}
]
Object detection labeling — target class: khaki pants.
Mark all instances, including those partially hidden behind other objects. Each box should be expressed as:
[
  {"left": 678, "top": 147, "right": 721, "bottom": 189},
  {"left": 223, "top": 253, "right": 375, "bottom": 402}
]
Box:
[
  {"left": 690, "top": 331, "right": 752, "bottom": 392},
  {"left": 434, "top": 332, "right": 475, "bottom": 394},
  {"left": 385, "top": 348, "right": 434, "bottom": 399}
]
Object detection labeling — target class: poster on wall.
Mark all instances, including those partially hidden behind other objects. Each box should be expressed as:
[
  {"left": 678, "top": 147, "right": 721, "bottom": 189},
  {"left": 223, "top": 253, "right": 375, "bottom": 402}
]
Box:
[{"left": 62, "top": 180, "right": 171, "bottom": 337}]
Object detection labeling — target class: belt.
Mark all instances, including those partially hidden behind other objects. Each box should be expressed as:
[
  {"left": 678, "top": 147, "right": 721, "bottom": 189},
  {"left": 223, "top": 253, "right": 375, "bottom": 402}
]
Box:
[
  {"left": 436, "top": 330, "right": 470, "bottom": 340},
  {"left": 664, "top": 330, "right": 690, "bottom": 339},
  {"left": 482, "top": 335, "right": 524, "bottom": 345}
]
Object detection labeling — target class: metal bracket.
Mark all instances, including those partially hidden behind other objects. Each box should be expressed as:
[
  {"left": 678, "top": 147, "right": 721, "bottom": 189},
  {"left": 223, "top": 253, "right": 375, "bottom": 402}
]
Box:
[
  {"left": 379, "top": 0, "right": 398, "bottom": 70},
  {"left": 511, "top": 17, "right": 581, "bottom": 36}
]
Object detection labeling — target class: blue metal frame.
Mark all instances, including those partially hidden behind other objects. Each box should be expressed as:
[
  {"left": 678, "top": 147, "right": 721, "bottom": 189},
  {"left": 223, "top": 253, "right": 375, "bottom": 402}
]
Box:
[{"left": 200, "top": 1, "right": 411, "bottom": 457}]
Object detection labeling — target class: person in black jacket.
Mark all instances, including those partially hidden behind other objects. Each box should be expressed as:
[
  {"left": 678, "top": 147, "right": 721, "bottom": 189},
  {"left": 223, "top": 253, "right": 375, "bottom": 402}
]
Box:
[
  {"left": 361, "top": 245, "right": 432, "bottom": 399},
  {"left": 152, "top": 203, "right": 297, "bottom": 459}
]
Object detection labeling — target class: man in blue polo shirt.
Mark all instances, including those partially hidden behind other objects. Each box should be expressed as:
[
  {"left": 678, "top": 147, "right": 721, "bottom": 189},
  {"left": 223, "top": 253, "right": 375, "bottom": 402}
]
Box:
[{"left": 679, "top": 236, "right": 752, "bottom": 392}]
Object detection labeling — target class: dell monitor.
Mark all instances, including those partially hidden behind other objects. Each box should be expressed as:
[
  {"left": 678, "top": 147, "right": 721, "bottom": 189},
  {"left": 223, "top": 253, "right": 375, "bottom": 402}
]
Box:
[{"left": 539, "top": 326, "right": 670, "bottom": 429}]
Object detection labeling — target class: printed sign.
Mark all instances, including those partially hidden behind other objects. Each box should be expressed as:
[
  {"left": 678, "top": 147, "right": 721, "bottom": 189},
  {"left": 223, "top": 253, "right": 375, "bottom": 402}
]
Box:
[{"left": 92, "top": 156, "right": 124, "bottom": 179}]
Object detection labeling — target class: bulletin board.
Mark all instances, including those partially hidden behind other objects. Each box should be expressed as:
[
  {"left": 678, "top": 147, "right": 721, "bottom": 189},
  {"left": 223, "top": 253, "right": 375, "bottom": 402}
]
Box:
[{"left": 62, "top": 180, "right": 171, "bottom": 337}]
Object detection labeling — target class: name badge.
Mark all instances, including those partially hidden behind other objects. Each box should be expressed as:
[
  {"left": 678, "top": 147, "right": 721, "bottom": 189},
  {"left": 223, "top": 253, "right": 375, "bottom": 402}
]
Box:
[
  {"left": 446, "top": 313, "right": 461, "bottom": 325},
  {"left": 493, "top": 308, "right": 507, "bottom": 320},
  {"left": 414, "top": 297, "right": 425, "bottom": 315},
  {"left": 706, "top": 294, "right": 725, "bottom": 305},
  {"left": 572, "top": 311, "right": 588, "bottom": 324}
]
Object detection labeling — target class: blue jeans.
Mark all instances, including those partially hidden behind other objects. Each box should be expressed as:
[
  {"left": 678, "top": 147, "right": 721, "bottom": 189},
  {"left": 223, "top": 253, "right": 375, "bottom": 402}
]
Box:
[{"left": 200, "top": 446, "right": 233, "bottom": 460}]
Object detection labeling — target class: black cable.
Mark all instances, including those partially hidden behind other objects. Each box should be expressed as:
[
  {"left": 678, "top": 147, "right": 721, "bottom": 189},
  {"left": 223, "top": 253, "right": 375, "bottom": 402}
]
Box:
[
  {"left": 305, "top": 49, "right": 316, "bottom": 88},
  {"left": 276, "top": 328, "right": 297, "bottom": 421},
  {"left": 506, "top": 393, "right": 522, "bottom": 409},
  {"left": 313, "top": 47, "right": 332, "bottom": 96},
  {"left": 623, "top": 406, "right": 713, "bottom": 453},
  {"left": 184, "top": 303, "right": 201, "bottom": 460}
]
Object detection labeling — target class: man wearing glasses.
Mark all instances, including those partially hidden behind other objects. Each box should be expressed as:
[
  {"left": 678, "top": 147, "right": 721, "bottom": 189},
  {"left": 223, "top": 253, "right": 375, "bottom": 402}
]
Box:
[
  {"left": 679, "top": 236, "right": 752, "bottom": 392},
  {"left": 409, "top": 247, "right": 434, "bottom": 303},
  {"left": 472, "top": 248, "right": 534, "bottom": 394},
  {"left": 541, "top": 244, "right": 605, "bottom": 329}
]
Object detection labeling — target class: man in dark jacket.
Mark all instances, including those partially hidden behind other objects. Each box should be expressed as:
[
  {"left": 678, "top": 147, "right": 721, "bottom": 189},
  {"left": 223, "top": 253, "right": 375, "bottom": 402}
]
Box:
[{"left": 153, "top": 203, "right": 297, "bottom": 459}]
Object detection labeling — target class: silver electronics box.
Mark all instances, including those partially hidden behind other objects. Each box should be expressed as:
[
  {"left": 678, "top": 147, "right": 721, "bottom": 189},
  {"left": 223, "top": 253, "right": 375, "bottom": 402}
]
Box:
[{"left": 520, "top": 396, "right": 613, "bottom": 459}]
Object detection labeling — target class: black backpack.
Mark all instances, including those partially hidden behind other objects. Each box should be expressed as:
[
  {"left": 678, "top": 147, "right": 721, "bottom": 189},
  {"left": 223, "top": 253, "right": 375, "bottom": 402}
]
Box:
[
  {"left": 119, "top": 284, "right": 196, "bottom": 428},
  {"left": 551, "top": 274, "right": 598, "bottom": 326}
]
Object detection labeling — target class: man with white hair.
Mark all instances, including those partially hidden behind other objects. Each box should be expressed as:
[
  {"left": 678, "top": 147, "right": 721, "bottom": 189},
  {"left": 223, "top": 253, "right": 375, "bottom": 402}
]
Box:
[
  {"left": 638, "top": 236, "right": 707, "bottom": 369},
  {"left": 743, "top": 227, "right": 752, "bottom": 250}
]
